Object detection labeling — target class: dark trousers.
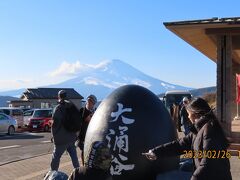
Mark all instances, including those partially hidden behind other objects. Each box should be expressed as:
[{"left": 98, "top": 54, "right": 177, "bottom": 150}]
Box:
[{"left": 51, "top": 142, "right": 80, "bottom": 170}]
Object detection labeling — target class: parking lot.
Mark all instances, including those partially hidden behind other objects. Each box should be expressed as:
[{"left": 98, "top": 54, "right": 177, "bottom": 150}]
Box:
[{"left": 0, "top": 131, "right": 52, "bottom": 166}]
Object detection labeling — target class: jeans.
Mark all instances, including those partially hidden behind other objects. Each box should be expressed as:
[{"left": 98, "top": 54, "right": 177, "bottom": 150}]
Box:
[{"left": 50, "top": 142, "right": 80, "bottom": 171}]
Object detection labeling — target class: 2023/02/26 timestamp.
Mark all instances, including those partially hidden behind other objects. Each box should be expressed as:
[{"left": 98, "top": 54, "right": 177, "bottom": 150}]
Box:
[{"left": 182, "top": 150, "right": 233, "bottom": 159}]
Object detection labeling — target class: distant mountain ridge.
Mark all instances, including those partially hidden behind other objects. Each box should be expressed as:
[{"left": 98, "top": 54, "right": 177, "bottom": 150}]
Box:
[
  {"left": 0, "top": 88, "right": 25, "bottom": 98},
  {"left": 190, "top": 86, "right": 216, "bottom": 97},
  {"left": 0, "top": 96, "right": 19, "bottom": 107},
  {"left": 0, "top": 59, "right": 193, "bottom": 100}
]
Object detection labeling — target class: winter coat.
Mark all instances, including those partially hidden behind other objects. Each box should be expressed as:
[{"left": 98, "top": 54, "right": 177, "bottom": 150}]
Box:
[
  {"left": 152, "top": 116, "right": 232, "bottom": 180},
  {"left": 68, "top": 166, "right": 112, "bottom": 180},
  {"left": 77, "top": 107, "right": 93, "bottom": 148},
  {"left": 51, "top": 100, "right": 78, "bottom": 145},
  {"left": 179, "top": 106, "right": 191, "bottom": 126}
]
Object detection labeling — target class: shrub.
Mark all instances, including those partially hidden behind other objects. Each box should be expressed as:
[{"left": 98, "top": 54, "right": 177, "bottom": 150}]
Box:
[{"left": 202, "top": 92, "right": 216, "bottom": 109}]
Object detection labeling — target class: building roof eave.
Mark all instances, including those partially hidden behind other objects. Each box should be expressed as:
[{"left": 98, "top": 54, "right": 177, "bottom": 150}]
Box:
[{"left": 164, "top": 17, "right": 240, "bottom": 63}]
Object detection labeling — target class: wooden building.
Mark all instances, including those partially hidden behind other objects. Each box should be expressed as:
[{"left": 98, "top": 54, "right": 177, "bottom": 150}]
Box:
[{"left": 8, "top": 88, "right": 84, "bottom": 109}]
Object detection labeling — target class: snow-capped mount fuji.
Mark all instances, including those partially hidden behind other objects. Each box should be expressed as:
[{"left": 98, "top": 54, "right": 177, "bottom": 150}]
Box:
[{"left": 47, "top": 59, "right": 192, "bottom": 100}]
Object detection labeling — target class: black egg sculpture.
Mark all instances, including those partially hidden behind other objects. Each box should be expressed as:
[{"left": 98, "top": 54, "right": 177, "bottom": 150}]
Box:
[{"left": 84, "top": 85, "right": 179, "bottom": 180}]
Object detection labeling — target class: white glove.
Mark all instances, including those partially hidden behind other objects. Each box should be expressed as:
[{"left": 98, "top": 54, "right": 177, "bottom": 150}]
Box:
[{"left": 142, "top": 149, "right": 157, "bottom": 160}]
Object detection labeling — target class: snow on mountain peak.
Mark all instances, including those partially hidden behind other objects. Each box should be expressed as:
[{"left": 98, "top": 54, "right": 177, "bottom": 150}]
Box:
[
  {"left": 86, "top": 60, "right": 110, "bottom": 69},
  {"left": 0, "top": 59, "right": 192, "bottom": 99},
  {"left": 161, "top": 82, "right": 175, "bottom": 89},
  {"left": 49, "top": 59, "right": 191, "bottom": 99}
]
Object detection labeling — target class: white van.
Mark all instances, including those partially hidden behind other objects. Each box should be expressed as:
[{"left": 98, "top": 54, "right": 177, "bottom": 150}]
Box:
[
  {"left": 162, "top": 90, "right": 192, "bottom": 113},
  {"left": 0, "top": 107, "right": 24, "bottom": 128}
]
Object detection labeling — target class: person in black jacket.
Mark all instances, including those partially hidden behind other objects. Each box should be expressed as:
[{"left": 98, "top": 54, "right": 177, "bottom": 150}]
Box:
[
  {"left": 143, "top": 97, "right": 232, "bottom": 180},
  {"left": 50, "top": 90, "right": 79, "bottom": 171},
  {"left": 76, "top": 94, "right": 97, "bottom": 165},
  {"left": 179, "top": 97, "right": 192, "bottom": 135},
  {"left": 68, "top": 141, "right": 112, "bottom": 180}
]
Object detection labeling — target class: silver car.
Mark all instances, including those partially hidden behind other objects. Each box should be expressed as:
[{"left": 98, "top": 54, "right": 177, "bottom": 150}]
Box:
[
  {"left": 0, "top": 108, "right": 24, "bottom": 128},
  {"left": 0, "top": 113, "right": 17, "bottom": 135}
]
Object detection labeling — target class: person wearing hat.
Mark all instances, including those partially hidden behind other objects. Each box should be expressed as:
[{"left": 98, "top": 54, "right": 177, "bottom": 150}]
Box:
[
  {"left": 49, "top": 90, "right": 80, "bottom": 172},
  {"left": 69, "top": 141, "right": 112, "bottom": 180},
  {"left": 143, "top": 97, "right": 232, "bottom": 180},
  {"left": 76, "top": 94, "right": 98, "bottom": 165}
]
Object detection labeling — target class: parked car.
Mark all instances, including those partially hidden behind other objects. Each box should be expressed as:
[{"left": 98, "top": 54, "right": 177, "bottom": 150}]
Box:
[
  {"left": 20, "top": 107, "right": 32, "bottom": 112},
  {"left": 28, "top": 109, "right": 53, "bottom": 132},
  {"left": 0, "top": 107, "right": 24, "bottom": 128},
  {"left": 23, "top": 109, "right": 35, "bottom": 127},
  {"left": 0, "top": 113, "right": 17, "bottom": 135},
  {"left": 162, "top": 90, "right": 192, "bottom": 114}
]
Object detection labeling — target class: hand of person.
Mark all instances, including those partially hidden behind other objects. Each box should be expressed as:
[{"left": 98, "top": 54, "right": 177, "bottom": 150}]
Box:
[
  {"left": 142, "top": 150, "right": 157, "bottom": 160},
  {"left": 85, "top": 114, "right": 92, "bottom": 122}
]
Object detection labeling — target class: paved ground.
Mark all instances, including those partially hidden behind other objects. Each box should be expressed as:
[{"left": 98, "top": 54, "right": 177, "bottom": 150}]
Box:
[
  {"left": 0, "top": 132, "right": 52, "bottom": 165},
  {"left": 0, "top": 147, "right": 239, "bottom": 180},
  {"left": 0, "top": 151, "right": 76, "bottom": 180}
]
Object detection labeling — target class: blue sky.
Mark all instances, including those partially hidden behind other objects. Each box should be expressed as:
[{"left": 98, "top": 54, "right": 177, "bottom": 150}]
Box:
[{"left": 0, "top": 0, "right": 239, "bottom": 91}]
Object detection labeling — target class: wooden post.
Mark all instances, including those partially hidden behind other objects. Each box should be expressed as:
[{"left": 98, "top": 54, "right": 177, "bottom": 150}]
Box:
[{"left": 217, "top": 35, "right": 232, "bottom": 136}]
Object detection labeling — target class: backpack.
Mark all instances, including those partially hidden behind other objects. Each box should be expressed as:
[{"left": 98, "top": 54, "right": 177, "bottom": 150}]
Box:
[{"left": 61, "top": 101, "right": 82, "bottom": 132}]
